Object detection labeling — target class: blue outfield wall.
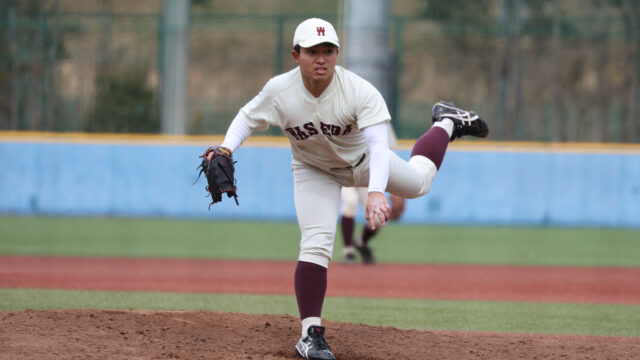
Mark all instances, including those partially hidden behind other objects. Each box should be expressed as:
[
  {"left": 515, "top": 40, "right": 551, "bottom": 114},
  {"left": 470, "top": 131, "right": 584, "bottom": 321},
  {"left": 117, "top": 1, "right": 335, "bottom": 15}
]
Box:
[{"left": 1, "top": 139, "right": 640, "bottom": 228}]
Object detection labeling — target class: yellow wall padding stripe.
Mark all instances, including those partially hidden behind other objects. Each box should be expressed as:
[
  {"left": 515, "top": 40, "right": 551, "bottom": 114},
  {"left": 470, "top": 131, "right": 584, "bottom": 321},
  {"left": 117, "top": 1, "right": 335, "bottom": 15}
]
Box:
[{"left": 2, "top": 131, "right": 640, "bottom": 154}]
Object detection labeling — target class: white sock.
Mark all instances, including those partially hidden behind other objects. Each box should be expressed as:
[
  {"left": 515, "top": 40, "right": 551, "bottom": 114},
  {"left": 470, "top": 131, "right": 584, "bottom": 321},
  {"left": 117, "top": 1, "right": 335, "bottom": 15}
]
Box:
[
  {"left": 342, "top": 246, "right": 355, "bottom": 255},
  {"left": 432, "top": 118, "right": 454, "bottom": 138},
  {"left": 301, "top": 317, "right": 322, "bottom": 337}
]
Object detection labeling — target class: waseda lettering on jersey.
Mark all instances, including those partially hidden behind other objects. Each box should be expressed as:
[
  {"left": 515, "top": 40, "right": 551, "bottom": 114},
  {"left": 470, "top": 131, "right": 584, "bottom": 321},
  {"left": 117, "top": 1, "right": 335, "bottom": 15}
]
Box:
[
  {"left": 285, "top": 122, "right": 351, "bottom": 141},
  {"left": 284, "top": 125, "right": 311, "bottom": 140},
  {"left": 321, "top": 122, "right": 352, "bottom": 137},
  {"left": 284, "top": 127, "right": 298, "bottom": 139},
  {"left": 294, "top": 126, "right": 309, "bottom": 140},
  {"left": 304, "top": 122, "right": 319, "bottom": 136}
]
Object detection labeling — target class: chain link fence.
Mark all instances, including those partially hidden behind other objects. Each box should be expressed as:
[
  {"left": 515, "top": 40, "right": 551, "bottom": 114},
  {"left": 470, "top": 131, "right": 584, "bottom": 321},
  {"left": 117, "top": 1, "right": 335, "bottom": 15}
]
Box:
[{"left": 1, "top": 1, "right": 639, "bottom": 142}]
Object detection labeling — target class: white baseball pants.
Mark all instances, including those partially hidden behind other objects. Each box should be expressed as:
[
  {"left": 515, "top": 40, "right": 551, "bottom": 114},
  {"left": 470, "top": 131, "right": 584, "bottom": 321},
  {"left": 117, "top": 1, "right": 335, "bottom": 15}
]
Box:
[
  {"left": 340, "top": 187, "right": 368, "bottom": 218},
  {"left": 293, "top": 152, "right": 437, "bottom": 267}
]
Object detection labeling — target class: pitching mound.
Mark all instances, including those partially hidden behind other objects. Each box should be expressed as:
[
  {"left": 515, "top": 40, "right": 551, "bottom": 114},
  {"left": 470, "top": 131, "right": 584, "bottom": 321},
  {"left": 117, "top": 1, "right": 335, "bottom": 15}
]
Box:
[{"left": 2, "top": 309, "right": 638, "bottom": 359}]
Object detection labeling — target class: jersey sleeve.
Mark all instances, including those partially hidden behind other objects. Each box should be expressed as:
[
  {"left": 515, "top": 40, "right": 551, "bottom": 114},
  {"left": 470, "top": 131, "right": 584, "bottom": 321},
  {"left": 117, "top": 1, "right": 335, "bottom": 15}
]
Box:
[
  {"left": 234, "top": 79, "right": 280, "bottom": 132},
  {"left": 362, "top": 122, "right": 390, "bottom": 193},
  {"left": 354, "top": 80, "right": 392, "bottom": 130},
  {"left": 221, "top": 116, "right": 254, "bottom": 152}
]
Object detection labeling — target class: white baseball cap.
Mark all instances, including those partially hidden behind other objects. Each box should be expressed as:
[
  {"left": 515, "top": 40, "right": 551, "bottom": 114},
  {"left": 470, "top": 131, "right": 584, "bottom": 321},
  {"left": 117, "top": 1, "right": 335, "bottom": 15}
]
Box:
[{"left": 293, "top": 18, "right": 340, "bottom": 48}]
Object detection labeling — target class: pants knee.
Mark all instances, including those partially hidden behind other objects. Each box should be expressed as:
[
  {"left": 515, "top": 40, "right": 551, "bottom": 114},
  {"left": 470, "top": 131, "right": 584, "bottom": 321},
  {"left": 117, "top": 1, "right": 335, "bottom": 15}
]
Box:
[
  {"left": 408, "top": 155, "right": 437, "bottom": 197},
  {"left": 298, "top": 250, "right": 331, "bottom": 268},
  {"left": 298, "top": 233, "right": 334, "bottom": 268}
]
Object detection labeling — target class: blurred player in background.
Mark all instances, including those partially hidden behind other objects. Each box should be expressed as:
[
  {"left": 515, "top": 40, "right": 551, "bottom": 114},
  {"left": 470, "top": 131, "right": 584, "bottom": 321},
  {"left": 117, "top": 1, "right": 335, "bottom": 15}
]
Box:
[
  {"left": 206, "top": 17, "right": 488, "bottom": 360},
  {"left": 340, "top": 127, "right": 405, "bottom": 265},
  {"left": 340, "top": 188, "right": 405, "bottom": 264}
]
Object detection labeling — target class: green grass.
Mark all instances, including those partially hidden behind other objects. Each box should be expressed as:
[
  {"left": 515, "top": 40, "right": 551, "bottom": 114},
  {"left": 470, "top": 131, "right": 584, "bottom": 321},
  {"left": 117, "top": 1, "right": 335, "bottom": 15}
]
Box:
[
  {"left": 0, "top": 216, "right": 302, "bottom": 260},
  {"left": 371, "top": 225, "right": 640, "bottom": 267},
  {"left": 2, "top": 289, "right": 639, "bottom": 337},
  {"left": 1, "top": 215, "right": 639, "bottom": 267},
  {"left": 2, "top": 215, "right": 639, "bottom": 336}
]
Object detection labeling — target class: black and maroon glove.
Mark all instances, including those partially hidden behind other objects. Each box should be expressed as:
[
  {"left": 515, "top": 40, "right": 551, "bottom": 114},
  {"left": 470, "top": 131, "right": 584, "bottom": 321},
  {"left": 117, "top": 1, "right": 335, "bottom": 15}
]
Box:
[{"left": 197, "top": 146, "right": 239, "bottom": 208}]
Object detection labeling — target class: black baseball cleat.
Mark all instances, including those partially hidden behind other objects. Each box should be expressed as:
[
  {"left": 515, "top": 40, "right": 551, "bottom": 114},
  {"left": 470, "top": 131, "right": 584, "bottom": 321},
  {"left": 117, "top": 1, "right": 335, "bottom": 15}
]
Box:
[
  {"left": 432, "top": 101, "right": 489, "bottom": 141},
  {"left": 295, "top": 325, "right": 337, "bottom": 360},
  {"left": 353, "top": 236, "right": 376, "bottom": 265},
  {"left": 355, "top": 244, "right": 376, "bottom": 265}
]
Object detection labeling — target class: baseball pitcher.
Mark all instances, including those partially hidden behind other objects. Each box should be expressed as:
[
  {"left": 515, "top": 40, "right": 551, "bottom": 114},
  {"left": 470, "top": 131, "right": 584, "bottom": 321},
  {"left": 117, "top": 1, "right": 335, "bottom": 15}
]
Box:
[{"left": 199, "top": 18, "right": 488, "bottom": 360}]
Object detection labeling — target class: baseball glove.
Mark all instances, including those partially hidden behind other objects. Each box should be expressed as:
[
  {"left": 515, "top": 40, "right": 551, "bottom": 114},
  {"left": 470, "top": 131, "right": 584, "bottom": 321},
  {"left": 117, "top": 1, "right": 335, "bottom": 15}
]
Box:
[{"left": 197, "top": 146, "right": 239, "bottom": 208}]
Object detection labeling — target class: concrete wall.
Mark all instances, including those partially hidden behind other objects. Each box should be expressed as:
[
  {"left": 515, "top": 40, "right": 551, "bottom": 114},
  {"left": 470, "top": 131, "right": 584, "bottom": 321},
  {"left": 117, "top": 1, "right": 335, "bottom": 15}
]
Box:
[{"left": 1, "top": 139, "right": 639, "bottom": 228}]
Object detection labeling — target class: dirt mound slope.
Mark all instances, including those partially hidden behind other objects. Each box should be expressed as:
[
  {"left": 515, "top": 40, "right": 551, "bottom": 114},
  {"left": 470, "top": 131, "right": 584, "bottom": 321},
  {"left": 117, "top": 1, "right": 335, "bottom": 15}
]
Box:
[{"left": 1, "top": 309, "right": 639, "bottom": 360}]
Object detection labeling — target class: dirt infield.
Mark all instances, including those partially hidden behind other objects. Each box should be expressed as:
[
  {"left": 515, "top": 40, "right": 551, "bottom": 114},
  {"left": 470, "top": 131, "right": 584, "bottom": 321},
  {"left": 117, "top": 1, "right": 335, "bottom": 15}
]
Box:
[
  {"left": 2, "top": 256, "right": 640, "bottom": 303},
  {"left": 2, "top": 309, "right": 640, "bottom": 360},
  {"left": 2, "top": 256, "right": 640, "bottom": 359}
]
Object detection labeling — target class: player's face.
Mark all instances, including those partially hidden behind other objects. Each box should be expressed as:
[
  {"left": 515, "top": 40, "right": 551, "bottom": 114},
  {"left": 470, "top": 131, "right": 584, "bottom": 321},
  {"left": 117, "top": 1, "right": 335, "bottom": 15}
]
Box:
[{"left": 293, "top": 44, "right": 338, "bottom": 86}]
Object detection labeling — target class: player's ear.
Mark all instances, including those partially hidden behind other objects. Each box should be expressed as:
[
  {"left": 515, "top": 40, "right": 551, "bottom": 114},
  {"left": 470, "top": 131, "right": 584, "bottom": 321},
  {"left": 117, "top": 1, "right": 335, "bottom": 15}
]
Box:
[{"left": 292, "top": 49, "right": 300, "bottom": 64}]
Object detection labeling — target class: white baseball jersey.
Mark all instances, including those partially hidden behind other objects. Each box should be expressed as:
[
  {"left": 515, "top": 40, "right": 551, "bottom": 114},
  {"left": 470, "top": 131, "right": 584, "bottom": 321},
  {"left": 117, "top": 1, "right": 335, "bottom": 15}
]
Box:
[
  {"left": 222, "top": 65, "right": 437, "bottom": 268},
  {"left": 234, "top": 66, "right": 391, "bottom": 173}
]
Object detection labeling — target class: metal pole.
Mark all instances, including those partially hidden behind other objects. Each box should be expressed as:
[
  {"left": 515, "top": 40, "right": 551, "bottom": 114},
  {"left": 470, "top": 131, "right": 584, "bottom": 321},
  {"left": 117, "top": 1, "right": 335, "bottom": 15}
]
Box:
[
  {"left": 46, "top": 0, "right": 60, "bottom": 131},
  {"left": 274, "top": 15, "right": 284, "bottom": 75},
  {"left": 161, "top": 0, "right": 189, "bottom": 135},
  {"left": 343, "top": 0, "right": 391, "bottom": 102},
  {"left": 391, "top": 17, "right": 404, "bottom": 136},
  {"left": 8, "top": 2, "right": 18, "bottom": 130}
]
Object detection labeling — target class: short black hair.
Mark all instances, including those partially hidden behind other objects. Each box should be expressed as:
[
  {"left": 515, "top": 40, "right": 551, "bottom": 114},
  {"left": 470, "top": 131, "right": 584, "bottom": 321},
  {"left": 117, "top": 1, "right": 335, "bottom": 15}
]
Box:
[{"left": 293, "top": 42, "right": 338, "bottom": 54}]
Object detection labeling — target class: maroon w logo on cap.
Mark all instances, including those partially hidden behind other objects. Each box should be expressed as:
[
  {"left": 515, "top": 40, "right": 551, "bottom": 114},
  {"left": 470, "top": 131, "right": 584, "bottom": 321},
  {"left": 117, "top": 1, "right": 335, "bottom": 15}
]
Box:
[{"left": 316, "top": 27, "right": 325, "bottom": 36}]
